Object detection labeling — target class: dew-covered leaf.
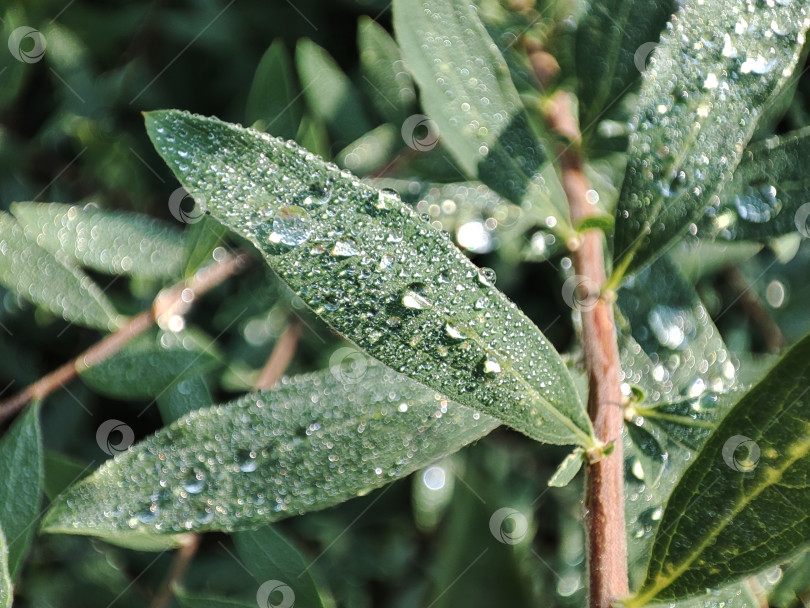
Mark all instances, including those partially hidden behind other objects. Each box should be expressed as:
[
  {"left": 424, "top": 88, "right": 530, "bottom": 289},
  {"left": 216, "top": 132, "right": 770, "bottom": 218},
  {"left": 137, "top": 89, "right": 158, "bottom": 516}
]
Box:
[
  {"left": 296, "top": 39, "right": 373, "bottom": 150},
  {"left": 145, "top": 109, "right": 595, "bottom": 448},
  {"left": 392, "top": 0, "right": 571, "bottom": 233},
  {"left": 0, "top": 404, "right": 43, "bottom": 578},
  {"left": 612, "top": 1, "right": 810, "bottom": 280},
  {"left": 643, "top": 582, "right": 759, "bottom": 608},
  {"left": 575, "top": 0, "right": 675, "bottom": 131},
  {"left": 234, "top": 525, "right": 335, "bottom": 608},
  {"left": 628, "top": 332, "right": 810, "bottom": 604},
  {"left": 625, "top": 423, "right": 666, "bottom": 488},
  {"left": 618, "top": 255, "right": 736, "bottom": 396},
  {"left": 358, "top": 17, "right": 415, "bottom": 124},
  {"left": 41, "top": 362, "right": 498, "bottom": 536},
  {"left": 548, "top": 448, "right": 584, "bottom": 488},
  {"left": 246, "top": 39, "right": 301, "bottom": 139},
  {"left": 11, "top": 202, "right": 184, "bottom": 279},
  {"left": 78, "top": 328, "right": 221, "bottom": 399},
  {"left": 768, "top": 548, "right": 810, "bottom": 608},
  {"left": 0, "top": 212, "right": 121, "bottom": 331},
  {"left": 0, "top": 525, "right": 10, "bottom": 608},
  {"left": 700, "top": 127, "right": 810, "bottom": 242},
  {"left": 182, "top": 215, "right": 229, "bottom": 279}
]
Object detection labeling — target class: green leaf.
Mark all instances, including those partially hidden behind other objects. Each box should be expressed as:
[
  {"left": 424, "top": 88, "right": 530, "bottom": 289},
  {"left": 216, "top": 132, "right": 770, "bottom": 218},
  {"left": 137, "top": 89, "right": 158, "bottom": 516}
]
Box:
[
  {"left": 145, "top": 109, "right": 595, "bottom": 448},
  {"left": 625, "top": 423, "right": 665, "bottom": 487},
  {"left": 336, "top": 123, "right": 400, "bottom": 175},
  {"left": 0, "top": 526, "right": 11, "bottom": 608},
  {"left": 628, "top": 332, "right": 810, "bottom": 605},
  {"left": 0, "top": 212, "right": 121, "bottom": 330},
  {"left": 78, "top": 328, "right": 221, "bottom": 399},
  {"left": 645, "top": 582, "right": 759, "bottom": 608},
  {"left": 182, "top": 215, "right": 229, "bottom": 278},
  {"left": 701, "top": 127, "right": 810, "bottom": 242},
  {"left": 575, "top": 214, "right": 615, "bottom": 234},
  {"left": 0, "top": 404, "right": 43, "bottom": 577},
  {"left": 769, "top": 548, "right": 810, "bottom": 608},
  {"left": 547, "top": 448, "right": 584, "bottom": 488},
  {"left": 246, "top": 39, "right": 301, "bottom": 140},
  {"left": 296, "top": 39, "right": 373, "bottom": 149},
  {"left": 575, "top": 0, "right": 674, "bottom": 131},
  {"left": 11, "top": 202, "right": 184, "bottom": 279},
  {"left": 41, "top": 362, "right": 498, "bottom": 536},
  {"left": 156, "top": 374, "right": 213, "bottom": 423},
  {"left": 234, "top": 525, "right": 335, "bottom": 608},
  {"left": 392, "top": 0, "right": 571, "bottom": 234},
  {"left": 611, "top": 2, "right": 810, "bottom": 282},
  {"left": 358, "top": 17, "right": 415, "bottom": 124},
  {"left": 175, "top": 588, "right": 253, "bottom": 608},
  {"left": 43, "top": 451, "right": 92, "bottom": 500}
]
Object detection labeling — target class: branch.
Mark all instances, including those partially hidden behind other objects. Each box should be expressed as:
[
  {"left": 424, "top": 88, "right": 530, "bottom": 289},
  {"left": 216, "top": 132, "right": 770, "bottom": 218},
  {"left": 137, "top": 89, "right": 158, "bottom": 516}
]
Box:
[
  {"left": 149, "top": 534, "right": 202, "bottom": 608},
  {"left": 0, "top": 250, "right": 251, "bottom": 422},
  {"left": 547, "top": 91, "right": 628, "bottom": 608},
  {"left": 253, "top": 318, "right": 303, "bottom": 390}
]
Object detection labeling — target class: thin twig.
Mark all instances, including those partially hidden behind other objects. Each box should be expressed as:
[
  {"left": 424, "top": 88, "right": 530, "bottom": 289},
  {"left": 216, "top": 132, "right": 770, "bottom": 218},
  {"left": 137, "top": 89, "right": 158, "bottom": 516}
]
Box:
[
  {"left": 149, "top": 534, "right": 202, "bottom": 608},
  {"left": 253, "top": 318, "right": 303, "bottom": 390},
  {"left": 723, "top": 265, "right": 784, "bottom": 353},
  {"left": 547, "top": 91, "right": 628, "bottom": 608},
  {"left": 0, "top": 251, "right": 251, "bottom": 422}
]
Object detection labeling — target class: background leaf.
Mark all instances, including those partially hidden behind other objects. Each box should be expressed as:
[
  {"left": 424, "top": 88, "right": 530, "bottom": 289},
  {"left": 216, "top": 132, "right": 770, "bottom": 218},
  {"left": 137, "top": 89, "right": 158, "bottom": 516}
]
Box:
[
  {"left": 245, "top": 39, "right": 301, "bottom": 140},
  {"left": 611, "top": 0, "right": 810, "bottom": 280},
  {"left": 145, "top": 109, "right": 594, "bottom": 447},
  {"left": 0, "top": 526, "right": 11, "bottom": 608},
  {"left": 393, "top": 0, "right": 571, "bottom": 233},
  {"left": 0, "top": 404, "right": 43, "bottom": 578},
  {"left": 630, "top": 332, "right": 810, "bottom": 604},
  {"left": 42, "top": 362, "right": 498, "bottom": 537},
  {"left": 175, "top": 588, "right": 253, "bottom": 608},
  {"left": 0, "top": 212, "right": 121, "bottom": 330},
  {"left": 182, "top": 215, "right": 229, "bottom": 279}
]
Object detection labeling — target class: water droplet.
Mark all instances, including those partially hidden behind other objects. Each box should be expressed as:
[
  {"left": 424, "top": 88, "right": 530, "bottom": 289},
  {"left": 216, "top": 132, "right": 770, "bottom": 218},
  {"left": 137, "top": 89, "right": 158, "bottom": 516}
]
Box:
[
  {"left": 444, "top": 322, "right": 467, "bottom": 340},
  {"left": 585, "top": 189, "right": 600, "bottom": 204},
  {"left": 301, "top": 184, "right": 331, "bottom": 206},
  {"left": 456, "top": 220, "right": 492, "bottom": 253},
  {"left": 766, "top": 280, "right": 786, "bottom": 308},
  {"left": 481, "top": 356, "right": 502, "bottom": 376},
  {"left": 387, "top": 316, "right": 403, "bottom": 329},
  {"left": 236, "top": 449, "right": 259, "bottom": 472},
  {"left": 331, "top": 239, "right": 359, "bottom": 257},
  {"left": 271, "top": 205, "right": 312, "bottom": 246},
  {"left": 182, "top": 468, "right": 207, "bottom": 494},
  {"left": 380, "top": 253, "right": 395, "bottom": 270},
  {"left": 402, "top": 283, "right": 432, "bottom": 310},
  {"left": 733, "top": 184, "right": 781, "bottom": 223},
  {"left": 740, "top": 54, "right": 777, "bottom": 75},
  {"left": 477, "top": 267, "right": 497, "bottom": 286}
]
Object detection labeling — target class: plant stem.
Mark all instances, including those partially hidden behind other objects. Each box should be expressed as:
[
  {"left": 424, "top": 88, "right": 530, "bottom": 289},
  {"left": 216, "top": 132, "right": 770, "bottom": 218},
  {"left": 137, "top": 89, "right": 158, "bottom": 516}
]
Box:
[
  {"left": 0, "top": 250, "right": 250, "bottom": 423},
  {"left": 253, "top": 318, "right": 303, "bottom": 390},
  {"left": 547, "top": 91, "right": 628, "bottom": 608},
  {"left": 149, "top": 534, "right": 202, "bottom": 608}
]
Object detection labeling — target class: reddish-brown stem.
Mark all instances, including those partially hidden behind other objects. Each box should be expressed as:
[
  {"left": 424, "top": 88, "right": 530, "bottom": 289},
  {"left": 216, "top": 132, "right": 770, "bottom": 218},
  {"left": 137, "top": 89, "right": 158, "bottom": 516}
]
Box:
[
  {"left": 0, "top": 250, "right": 251, "bottom": 422},
  {"left": 149, "top": 534, "right": 202, "bottom": 608},
  {"left": 253, "top": 318, "right": 303, "bottom": 391},
  {"left": 548, "top": 91, "right": 628, "bottom": 608}
]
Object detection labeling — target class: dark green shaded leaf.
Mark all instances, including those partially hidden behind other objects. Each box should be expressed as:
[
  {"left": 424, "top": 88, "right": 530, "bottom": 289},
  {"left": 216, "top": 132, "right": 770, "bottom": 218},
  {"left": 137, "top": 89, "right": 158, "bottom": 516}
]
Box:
[
  {"left": 43, "top": 451, "right": 92, "bottom": 501},
  {"left": 612, "top": 2, "right": 810, "bottom": 281},
  {"left": 182, "top": 215, "right": 229, "bottom": 279},
  {"left": 0, "top": 212, "right": 121, "bottom": 331},
  {"left": 336, "top": 123, "right": 400, "bottom": 175},
  {"left": 701, "top": 127, "right": 810, "bottom": 242},
  {"left": 629, "top": 332, "right": 810, "bottom": 604},
  {"left": 156, "top": 374, "right": 213, "bottom": 423},
  {"left": 575, "top": 0, "right": 675, "bottom": 131},
  {"left": 79, "top": 329, "right": 221, "bottom": 399},
  {"left": 145, "top": 109, "right": 595, "bottom": 447},
  {"left": 11, "top": 202, "right": 183, "bottom": 279},
  {"left": 296, "top": 39, "right": 373, "bottom": 148},
  {"left": 234, "top": 525, "right": 335, "bottom": 608},
  {"left": 625, "top": 423, "right": 665, "bottom": 487},
  {"left": 0, "top": 404, "right": 43, "bottom": 577},
  {"left": 358, "top": 17, "right": 415, "bottom": 124},
  {"left": 175, "top": 588, "right": 253, "bottom": 608},
  {"left": 42, "top": 362, "right": 498, "bottom": 536},
  {"left": 393, "top": 0, "right": 571, "bottom": 234},
  {"left": 246, "top": 39, "right": 301, "bottom": 140}
]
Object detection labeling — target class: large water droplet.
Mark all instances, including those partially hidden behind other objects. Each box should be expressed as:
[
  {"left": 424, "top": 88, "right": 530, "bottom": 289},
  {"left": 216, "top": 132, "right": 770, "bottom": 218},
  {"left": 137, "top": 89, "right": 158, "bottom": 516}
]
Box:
[
  {"left": 444, "top": 322, "right": 467, "bottom": 340},
  {"left": 477, "top": 267, "right": 497, "bottom": 286},
  {"left": 236, "top": 449, "right": 259, "bottom": 472},
  {"left": 402, "top": 283, "right": 432, "bottom": 310},
  {"left": 331, "top": 239, "right": 359, "bottom": 257},
  {"left": 271, "top": 205, "right": 312, "bottom": 246},
  {"left": 182, "top": 468, "right": 207, "bottom": 494},
  {"left": 481, "top": 356, "right": 502, "bottom": 376}
]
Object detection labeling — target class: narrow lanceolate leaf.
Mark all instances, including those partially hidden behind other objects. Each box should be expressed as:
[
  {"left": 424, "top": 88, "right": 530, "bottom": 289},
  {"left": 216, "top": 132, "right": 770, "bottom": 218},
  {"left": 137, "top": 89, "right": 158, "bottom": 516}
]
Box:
[
  {"left": 175, "top": 589, "right": 253, "bottom": 608},
  {"left": 612, "top": 2, "right": 810, "bottom": 281},
  {"left": 0, "top": 526, "right": 11, "bottom": 608},
  {"left": 701, "top": 127, "right": 810, "bottom": 242},
  {"left": 182, "top": 215, "right": 229, "bottom": 278},
  {"left": 547, "top": 448, "right": 584, "bottom": 488},
  {"left": 41, "top": 363, "right": 498, "bottom": 536},
  {"left": 575, "top": 0, "right": 675, "bottom": 130},
  {"left": 393, "top": 0, "right": 571, "bottom": 234},
  {"left": 629, "top": 333, "right": 810, "bottom": 605},
  {"left": 0, "top": 404, "right": 43, "bottom": 577},
  {"left": 235, "top": 525, "right": 335, "bottom": 608},
  {"left": 0, "top": 213, "right": 121, "bottom": 330},
  {"left": 358, "top": 17, "right": 416, "bottom": 125},
  {"left": 145, "top": 110, "right": 595, "bottom": 448},
  {"left": 246, "top": 39, "right": 301, "bottom": 139},
  {"left": 11, "top": 202, "right": 183, "bottom": 279},
  {"left": 296, "top": 39, "right": 373, "bottom": 149}
]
